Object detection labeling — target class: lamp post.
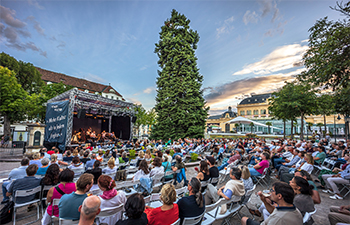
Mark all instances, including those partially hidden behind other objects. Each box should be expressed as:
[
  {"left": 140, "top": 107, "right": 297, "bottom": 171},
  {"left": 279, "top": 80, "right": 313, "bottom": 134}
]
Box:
[{"left": 334, "top": 114, "right": 341, "bottom": 143}]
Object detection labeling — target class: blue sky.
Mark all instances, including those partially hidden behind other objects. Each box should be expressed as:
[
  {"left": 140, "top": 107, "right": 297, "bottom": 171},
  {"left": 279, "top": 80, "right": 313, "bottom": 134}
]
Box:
[{"left": 0, "top": 0, "right": 343, "bottom": 115}]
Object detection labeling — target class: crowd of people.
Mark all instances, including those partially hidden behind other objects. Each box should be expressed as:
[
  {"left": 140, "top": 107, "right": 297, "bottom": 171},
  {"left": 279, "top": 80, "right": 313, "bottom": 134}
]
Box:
[{"left": 1, "top": 137, "right": 349, "bottom": 225}]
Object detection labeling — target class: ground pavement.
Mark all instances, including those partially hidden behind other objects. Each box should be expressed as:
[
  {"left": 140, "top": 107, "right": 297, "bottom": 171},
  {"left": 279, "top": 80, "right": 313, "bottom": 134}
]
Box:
[{"left": 0, "top": 164, "right": 347, "bottom": 224}]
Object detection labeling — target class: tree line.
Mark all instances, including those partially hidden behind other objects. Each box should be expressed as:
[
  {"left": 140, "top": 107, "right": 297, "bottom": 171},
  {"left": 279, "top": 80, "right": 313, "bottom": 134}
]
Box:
[{"left": 268, "top": 1, "right": 350, "bottom": 140}]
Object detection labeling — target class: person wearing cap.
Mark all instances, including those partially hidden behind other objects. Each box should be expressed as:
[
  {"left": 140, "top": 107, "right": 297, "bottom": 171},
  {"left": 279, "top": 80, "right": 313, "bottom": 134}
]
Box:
[{"left": 217, "top": 149, "right": 241, "bottom": 171}]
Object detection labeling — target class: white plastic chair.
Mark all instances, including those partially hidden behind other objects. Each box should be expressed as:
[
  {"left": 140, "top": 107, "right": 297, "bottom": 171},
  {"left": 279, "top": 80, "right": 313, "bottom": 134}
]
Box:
[
  {"left": 59, "top": 218, "right": 79, "bottom": 225},
  {"left": 171, "top": 218, "right": 181, "bottom": 225},
  {"left": 13, "top": 186, "right": 42, "bottom": 225},
  {"left": 303, "top": 208, "right": 317, "bottom": 224},
  {"left": 96, "top": 204, "right": 124, "bottom": 225},
  {"left": 202, "top": 199, "right": 223, "bottom": 225},
  {"left": 41, "top": 185, "right": 56, "bottom": 215},
  {"left": 182, "top": 211, "right": 205, "bottom": 225},
  {"left": 255, "top": 168, "right": 269, "bottom": 188},
  {"left": 50, "top": 198, "right": 60, "bottom": 225}
]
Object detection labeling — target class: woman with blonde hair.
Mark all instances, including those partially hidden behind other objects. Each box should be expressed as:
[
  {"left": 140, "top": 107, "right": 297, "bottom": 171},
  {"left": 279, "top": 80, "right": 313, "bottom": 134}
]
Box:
[
  {"left": 240, "top": 165, "right": 254, "bottom": 191},
  {"left": 50, "top": 154, "right": 68, "bottom": 166},
  {"left": 29, "top": 152, "right": 42, "bottom": 167},
  {"left": 72, "top": 149, "right": 79, "bottom": 157},
  {"left": 145, "top": 184, "right": 179, "bottom": 225},
  {"left": 137, "top": 150, "right": 145, "bottom": 167},
  {"left": 145, "top": 149, "right": 152, "bottom": 160},
  {"left": 102, "top": 157, "right": 117, "bottom": 174}
]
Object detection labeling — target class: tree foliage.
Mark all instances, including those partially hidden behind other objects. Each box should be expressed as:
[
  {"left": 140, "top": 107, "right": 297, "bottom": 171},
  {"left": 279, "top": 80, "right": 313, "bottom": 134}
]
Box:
[
  {"left": 269, "top": 82, "right": 317, "bottom": 139},
  {"left": 152, "top": 9, "right": 209, "bottom": 140},
  {"left": 0, "top": 52, "right": 44, "bottom": 94},
  {"left": 0, "top": 66, "right": 30, "bottom": 135}
]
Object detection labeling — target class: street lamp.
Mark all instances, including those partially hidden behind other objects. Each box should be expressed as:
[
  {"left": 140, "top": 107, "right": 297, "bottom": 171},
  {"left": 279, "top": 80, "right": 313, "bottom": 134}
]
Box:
[{"left": 334, "top": 114, "right": 341, "bottom": 143}]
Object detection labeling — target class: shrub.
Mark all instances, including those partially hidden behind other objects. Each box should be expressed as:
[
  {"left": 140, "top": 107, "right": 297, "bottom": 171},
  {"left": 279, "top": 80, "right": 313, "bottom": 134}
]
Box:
[
  {"left": 170, "top": 149, "right": 175, "bottom": 157},
  {"left": 129, "top": 149, "right": 136, "bottom": 159},
  {"left": 191, "top": 153, "right": 199, "bottom": 162}
]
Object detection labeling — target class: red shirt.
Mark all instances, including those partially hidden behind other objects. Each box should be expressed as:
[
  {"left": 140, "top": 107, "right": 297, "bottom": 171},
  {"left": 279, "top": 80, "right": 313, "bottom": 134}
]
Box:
[
  {"left": 145, "top": 203, "right": 179, "bottom": 225},
  {"left": 47, "top": 151, "right": 55, "bottom": 155}
]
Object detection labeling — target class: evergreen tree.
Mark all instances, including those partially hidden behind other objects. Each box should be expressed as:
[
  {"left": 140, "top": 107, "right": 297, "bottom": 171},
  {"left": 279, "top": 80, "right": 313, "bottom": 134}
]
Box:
[{"left": 152, "top": 9, "right": 209, "bottom": 140}]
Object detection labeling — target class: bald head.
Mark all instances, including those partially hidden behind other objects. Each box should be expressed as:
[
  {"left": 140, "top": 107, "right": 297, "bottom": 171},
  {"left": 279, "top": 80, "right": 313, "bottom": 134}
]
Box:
[{"left": 80, "top": 196, "right": 101, "bottom": 221}]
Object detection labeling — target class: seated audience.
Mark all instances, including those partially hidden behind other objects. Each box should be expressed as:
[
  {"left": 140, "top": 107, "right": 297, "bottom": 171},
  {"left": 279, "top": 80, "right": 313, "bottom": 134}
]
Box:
[
  {"left": 58, "top": 173, "right": 94, "bottom": 220},
  {"left": 85, "top": 160, "right": 103, "bottom": 190},
  {"left": 78, "top": 195, "right": 101, "bottom": 225},
  {"left": 36, "top": 157, "right": 50, "bottom": 175},
  {"left": 172, "top": 155, "right": 187, "bottom": 185},
  {"left": 162, "top": 156, "right": 172, "bottom": 181},
  {"left": 85, "top": 153, "right": 97, "bottom": 170},
  {"left": 50, "top": 154, "right": 68, "bottom": 167},
  {"left": 102, "top": 157, "right": 117, "bottom": 174},
  {"left": 218, "top": 149, "right": 241, "bottom": 170},
  {"left": 205, "top": 167, "right": 245, "bottom": 205},
  {"left": 249, "top": 152, "right": 270, "bottom": 180},
  {"left": 145, "top": 184, "right": 179, "bottom": 225},
  {"left": 289, "top": 176, "right": 315, "bottom": 224},
  {"left": 322, "top": 162, "right": 350, "bottom": 199},
  {"left": 178, "top": 177, "right": 205, "bottom": 225},
  {"left": 240, "top": 165, "right": 254, "bottom": 191},
  {"left": 242, "top": 182, "right": 303, "bottom": 225},
  {"left": 30, "top": 152, "right": 42, "bottom": 167},
  {"left": 314, "top": 146, "right": 326, "bottom": 165},
  {"left": 115, "top": 193, "right": 148, "bottom": 225},
  {"left": 196, "top": 160, "right": 210, "bottom": 192},
  {"left": 207, "top": 156, "right": 219, "bottom": 186},
  {"left": 134, "top": 160, "right": 152, "bottom": 194},
  {"left": 328, "top": 204, "right": 350, "bottom": 225},
  {"left": 80, "top": 151, "right": 91, "bottom": 164},
  {"left": 1, "top": 158, "right": 29, "bottom": 204},
  {"left": 279, "top": 153, "right": 314, "bottom": 182},
  {"left": 68, "top": 156, "right": 84, "bottom": 170},
  {"left": 96, "top": 175, "right": 126, "bottom": 225},
  {"left": 6, "top": 164, "right": 42, "bottom": 204},
  {"left": 63, "top": 150, "right": 74, "bottom": 163},
  {"left": 41, "top": 169, "right": 76, "bottom": 225},
  {"left": 136, "top": 150, "right": 145, "bottom": 167},
  {"left": 150, "top": 157, "right": 164, "bottom": 177},
  {"left": 318, "top": 153, "right": 349, "bottom": 188}
]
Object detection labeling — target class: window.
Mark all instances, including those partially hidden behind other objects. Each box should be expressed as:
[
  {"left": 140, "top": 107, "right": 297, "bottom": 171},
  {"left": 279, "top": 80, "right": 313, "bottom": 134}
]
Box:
[
  {"left": 60, "top": 79, "right": 65, "bottom": 82},
  {"left": 261, "top": 109, "right": 266, "bottom": 114},
  {"left": 85, "top": 90, "right": 89, "bottom": 93},
  {"left": 95, "top": 92, "right": 99, "bottom": 95},
  {"left": 33, "top": 131, "right": 41, "bottom": 146},
  {"left": 111, "top": 96, "right": 114, "bottom": 99},
  {"left": 240, "top": 111, "right": 245, "bottom": 116},
  {"left": 255, "top": 99, "right": 257, "bottom": 101},
  {"left": 247, "top": 110, "right": 252, "bottom": 115},
  {"left": 84, "top": 84, "right": 87, "bottom": 87},
  {"left": 253, "top": 110, "right": 259, "bottom": 115},
  {"left": 109, "top": 89, "right": 115, "bottom": 93}
]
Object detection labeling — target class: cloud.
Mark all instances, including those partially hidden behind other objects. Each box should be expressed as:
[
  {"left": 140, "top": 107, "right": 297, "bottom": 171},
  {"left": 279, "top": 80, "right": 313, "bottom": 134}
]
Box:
[
  {"left": 143, "top": 87, "right": 155, "bottom": 94},
  {"left": 28, "top": 0, "right": 45, "bottom": 10},
  {"left": 0, "top": 6, "right": 47, "bottom": 57},
  {"left": 0, "top": 6, "right": 26, "bottom": 28},
  {"left": 85, "top": 73, "right": 106, "bottom": 83},
  {"left": 27, "top": 16, "right": 45, "bottom": 36},
  {"left": 243, "top": 10, "right": 259, "bottom": 25},
  {"left": 216, "top": 16, "right": 234, "bottom": 38},
  {"left": 126, "top": 97, "right": 142, "bottom": 105},
  {"left": 204, "top": 73, "right": 298, "bottom": 106},
  {"left": 233, "top": 43, "right": 308, "bottom": 76}
]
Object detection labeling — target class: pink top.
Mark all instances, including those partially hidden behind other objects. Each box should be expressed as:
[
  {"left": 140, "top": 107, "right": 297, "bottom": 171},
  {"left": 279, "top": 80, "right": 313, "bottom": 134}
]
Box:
[
  {"left": 47, "top": 183, "right": 76, "bottom": 217},
  {"left": 256, "top": 160, "right": 269, "bottom": 174}
]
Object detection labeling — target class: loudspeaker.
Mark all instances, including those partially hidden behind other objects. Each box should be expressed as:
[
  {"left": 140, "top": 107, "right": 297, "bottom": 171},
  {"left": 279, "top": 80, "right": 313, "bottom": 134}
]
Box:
[
  {"left": 77, "top": 109, "right": 86, "bottom": 119},
  {"left": 131, "top": 116, "right": 137, "bottom": 123}
]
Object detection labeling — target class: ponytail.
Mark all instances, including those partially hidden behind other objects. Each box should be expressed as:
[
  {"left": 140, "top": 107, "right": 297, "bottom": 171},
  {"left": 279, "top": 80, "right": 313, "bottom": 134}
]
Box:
[{"left": 189, "top": 177, "right": 203, "bottom": 208}]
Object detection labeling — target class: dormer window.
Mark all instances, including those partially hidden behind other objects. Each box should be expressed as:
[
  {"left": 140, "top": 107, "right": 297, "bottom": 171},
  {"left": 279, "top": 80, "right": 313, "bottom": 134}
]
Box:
[
  {"left": 60, "top": 79, "right": 65, "bottom": 82},
  {"left": 85, "top": 90, "right": 89, "bottom": 93},
  {"left": 109, "top": 89, "right": 115, "bottom": 93},
  {"left": 84, "top": 84, "right": 87, "bottom": 87}
]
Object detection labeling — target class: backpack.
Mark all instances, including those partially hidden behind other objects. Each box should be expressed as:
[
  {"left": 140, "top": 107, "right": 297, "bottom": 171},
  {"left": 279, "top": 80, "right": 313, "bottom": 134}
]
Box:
[{"left": 0, "top": 201, "right": 14, "bottom": 224}]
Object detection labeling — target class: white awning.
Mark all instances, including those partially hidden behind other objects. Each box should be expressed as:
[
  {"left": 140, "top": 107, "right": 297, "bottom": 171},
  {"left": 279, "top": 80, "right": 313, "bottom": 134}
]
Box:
[{"left": 225, "top": 116, "right": 282, "bottom": 130}]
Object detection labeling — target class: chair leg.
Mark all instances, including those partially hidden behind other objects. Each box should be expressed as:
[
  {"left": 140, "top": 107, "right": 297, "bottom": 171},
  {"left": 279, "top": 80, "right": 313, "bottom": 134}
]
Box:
[{"left": 13, "top": 208, "right": 16, "bottom": 225}]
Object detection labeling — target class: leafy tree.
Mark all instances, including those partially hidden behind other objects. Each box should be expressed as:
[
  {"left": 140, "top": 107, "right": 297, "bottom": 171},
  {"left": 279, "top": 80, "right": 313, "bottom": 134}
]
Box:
[
  {"left": 0, "top": 52, "right": 44, "bottom": 94},
  {"left": 152, "top": 9, "right": 209, "bottom": 140},
  {"left": 134, "top": 105, "right": 147, "bottom": 137},
  {"left": 0, "top": 66, "right": 29, "bottom": 136},
  {"left": 249, "top": 122, "right": 254, "bottom": 133},
  {"left": 269, "top": 82, "right": 317, "bottom": 140},
  {"left": 315, "top": 94, "right": 335, "bottom": 134},
  {"left": 27, "top": 82, "right": 74, "bottom": 122},
  {"left": 299, "top": 2, "right": 350, "bottom": 91},
  {"left": 265, "top": 122, "right": 272, "bottom": 134}
]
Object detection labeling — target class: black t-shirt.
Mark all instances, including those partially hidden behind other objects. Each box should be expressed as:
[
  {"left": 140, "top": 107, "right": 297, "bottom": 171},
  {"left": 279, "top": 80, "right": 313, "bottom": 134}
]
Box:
[
  {"left": 178, "top": 195, "right": 205, "bottom": 225},
  {"left": 209, "top": 166, "right": 219, "bottom": 183},
  {"left": 85, "top": 168, "right": 102, "bottom": 184},
  {"left": 80, "top": 158, "right": 91, "bottom": 164},
  {"left": 115, "top": 212, "right": 148, "bottom": 225},
  {"left": 63, "top": 156, "right": 73, "bottom": 162}
]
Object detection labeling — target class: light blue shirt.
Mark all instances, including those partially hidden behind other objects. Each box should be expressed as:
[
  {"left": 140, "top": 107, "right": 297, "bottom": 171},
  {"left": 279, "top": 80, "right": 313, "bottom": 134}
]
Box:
[
  {"left": 85, "top": 159, "right": 96, "bottom": 169},
  {"left": 8, "top": 166, "right": 28, "bottom": 180},
  {"left": 340, "top": 164, "right": 350, "bottom": 180}
]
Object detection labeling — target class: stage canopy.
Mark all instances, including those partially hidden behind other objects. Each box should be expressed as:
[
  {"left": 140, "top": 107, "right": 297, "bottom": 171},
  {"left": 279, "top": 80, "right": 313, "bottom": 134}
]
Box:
[
  {"left": 46, "top": 88, "right": 136, "bottom": 149},
  {"left": 225, "top": 116, "right": 282, "bottom": 130}
]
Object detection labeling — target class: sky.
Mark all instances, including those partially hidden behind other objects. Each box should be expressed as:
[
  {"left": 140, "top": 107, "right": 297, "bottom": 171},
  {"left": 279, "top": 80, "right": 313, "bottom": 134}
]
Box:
[{"left": 0, "top": 0, "right": 344, "bottom": 115}]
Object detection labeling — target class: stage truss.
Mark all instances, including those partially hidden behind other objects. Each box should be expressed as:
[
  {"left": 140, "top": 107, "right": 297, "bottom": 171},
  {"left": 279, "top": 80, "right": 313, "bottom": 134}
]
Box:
[{"left": 47, "top": 88, "right": 136, "bottom": 147}]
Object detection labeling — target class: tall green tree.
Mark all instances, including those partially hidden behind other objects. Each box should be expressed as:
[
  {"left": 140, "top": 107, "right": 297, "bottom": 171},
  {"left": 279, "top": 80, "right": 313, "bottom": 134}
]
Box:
[
  {"left": 0, "top": 52, "right": 44, "bottom": 94},
  {"left": 299, "top": 2, "right": 350, "bottom": 91},
  {"left": 316, "top": 94, "right": 335, "bottom": 134},
  {"left": 265, "top": 122, "right": 272, "bottom": 134},
  {"left": 0, "top": 66, "right": 29, "bottom": 136},
  {"left": 152, "top": 9, "right": 209, "bottom": 140}
]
